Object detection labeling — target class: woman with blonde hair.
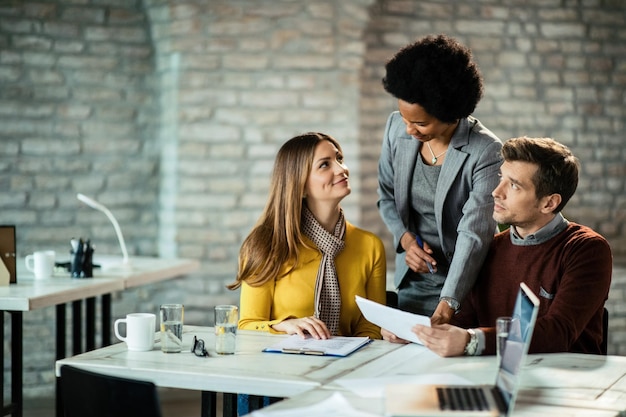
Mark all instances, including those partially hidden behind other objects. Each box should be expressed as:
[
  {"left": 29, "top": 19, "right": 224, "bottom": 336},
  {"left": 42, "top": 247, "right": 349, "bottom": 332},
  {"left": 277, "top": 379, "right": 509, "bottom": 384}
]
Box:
[{"left": 228, "top": 132, "right": 386, "bottom": 340}]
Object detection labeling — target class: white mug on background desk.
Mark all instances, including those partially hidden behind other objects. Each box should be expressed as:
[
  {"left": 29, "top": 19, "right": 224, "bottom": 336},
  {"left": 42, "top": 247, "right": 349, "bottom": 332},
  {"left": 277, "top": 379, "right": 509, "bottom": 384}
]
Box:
[
  {"left": 114, "top": 313, "right": 156, "bottom": 351},
  {"left": 25, "top": 250, "right": 55, "bottom": 280}
]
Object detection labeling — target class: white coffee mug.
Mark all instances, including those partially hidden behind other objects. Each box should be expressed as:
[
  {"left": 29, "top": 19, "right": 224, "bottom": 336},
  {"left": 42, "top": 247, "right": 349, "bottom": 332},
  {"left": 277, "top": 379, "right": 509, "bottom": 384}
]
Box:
[
  {"left": 114, "top": 313, "right": 156, "bottom": 352},
  {"left": 25, "top": 250, "right": 55, "bottom": 280}
]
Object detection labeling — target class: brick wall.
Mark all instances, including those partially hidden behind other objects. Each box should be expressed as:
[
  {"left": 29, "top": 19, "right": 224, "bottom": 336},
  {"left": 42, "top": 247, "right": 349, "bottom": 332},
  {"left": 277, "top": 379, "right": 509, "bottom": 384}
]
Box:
[
  {"left": 359, "top": 1, "right": 626, "bottom": 262},
  {"left": 1, "top": 0, "right": 625, "bottom": 399}
]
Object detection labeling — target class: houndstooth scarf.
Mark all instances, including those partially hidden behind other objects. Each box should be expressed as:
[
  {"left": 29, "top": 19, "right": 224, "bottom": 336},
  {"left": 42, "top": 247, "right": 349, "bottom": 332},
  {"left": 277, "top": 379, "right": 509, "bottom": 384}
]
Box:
[{"left": 301, "top": 206, "right": 346, "bottom": 335}]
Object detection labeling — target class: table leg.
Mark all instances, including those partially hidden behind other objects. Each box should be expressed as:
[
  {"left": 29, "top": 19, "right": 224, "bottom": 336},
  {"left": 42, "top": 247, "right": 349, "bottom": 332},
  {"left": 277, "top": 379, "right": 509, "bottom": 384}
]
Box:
[
  {"left": 200, "top": 391, "right": 217, "bottom": 417},
  {"left": 86, "top": 297, "right": 95, "bottom": 351},
  {"left": 11, "top": 311, "right": 23, "bottom": 417},
  {"left": 55, "top": 304, "right": 66, "bottom": 417},
  {"left": 102, "top": 294, "right": 111, "bottom": 346},
  {"left": 223, "top": 393, "right": 237, "bottom": 417},
  {"left": 1, "top": 312, "right": 4, "bottom": 414},
  {"left": 72, "top": 300, "right": 82, "bottom": 355},
  {"left": 1, "top": 311, "right": 22, "bottom": 417}
]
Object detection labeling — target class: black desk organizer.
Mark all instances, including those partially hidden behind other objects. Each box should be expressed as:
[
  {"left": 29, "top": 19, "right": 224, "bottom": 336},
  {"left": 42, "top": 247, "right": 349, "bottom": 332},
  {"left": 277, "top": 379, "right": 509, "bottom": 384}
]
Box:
[{"left": 69, "top": 238, "right": 94, "bottom": 278}]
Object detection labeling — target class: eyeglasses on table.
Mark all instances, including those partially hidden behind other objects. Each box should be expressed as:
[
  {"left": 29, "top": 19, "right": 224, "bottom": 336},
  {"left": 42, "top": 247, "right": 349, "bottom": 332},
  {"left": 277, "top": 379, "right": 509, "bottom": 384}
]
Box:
[{"left": 191, "top": 335, "right": 209, "bottom": 357}]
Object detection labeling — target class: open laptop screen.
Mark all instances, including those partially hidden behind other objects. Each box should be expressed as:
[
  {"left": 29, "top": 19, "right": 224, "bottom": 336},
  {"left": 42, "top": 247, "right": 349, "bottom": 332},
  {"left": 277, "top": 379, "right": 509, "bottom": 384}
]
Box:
[{"left": 495, "top": 283, "right": 540, "bottom": 410}]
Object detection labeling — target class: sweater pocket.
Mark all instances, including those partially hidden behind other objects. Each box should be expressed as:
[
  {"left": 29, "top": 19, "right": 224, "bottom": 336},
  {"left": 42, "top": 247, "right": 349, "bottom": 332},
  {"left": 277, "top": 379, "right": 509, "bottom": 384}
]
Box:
[{"left": 537, "top": 285, "right": 554, "bottom": 316}]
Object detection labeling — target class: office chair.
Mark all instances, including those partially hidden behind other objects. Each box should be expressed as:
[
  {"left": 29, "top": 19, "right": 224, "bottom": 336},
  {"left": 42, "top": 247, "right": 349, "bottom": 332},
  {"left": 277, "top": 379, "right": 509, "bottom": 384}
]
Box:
[
  {"left": 386, "top": 290, "right": 398, "bottom": 308},
  {"left": 60, "top": 365, "right": 162, "bottom": 417}
]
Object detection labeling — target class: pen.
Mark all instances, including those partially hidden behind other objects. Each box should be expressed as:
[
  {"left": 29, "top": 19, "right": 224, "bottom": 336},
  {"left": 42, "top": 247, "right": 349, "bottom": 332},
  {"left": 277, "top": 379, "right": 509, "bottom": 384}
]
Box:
[
  {"left": 415, "top": 234, "right": 435, "bottom": 274},
  {"left": 281, "top": 348, "right": 325, "bottom": 355}
]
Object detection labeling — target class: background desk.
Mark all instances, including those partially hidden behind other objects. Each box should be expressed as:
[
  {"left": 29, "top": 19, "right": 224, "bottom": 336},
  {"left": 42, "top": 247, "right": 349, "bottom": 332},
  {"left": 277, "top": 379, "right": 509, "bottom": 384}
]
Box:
[
  {"left": 55, "top": 326, "right": 402, "bottom": 417},
  {"left": 1, "top": 256, "right": 199, "bottom": 417}
]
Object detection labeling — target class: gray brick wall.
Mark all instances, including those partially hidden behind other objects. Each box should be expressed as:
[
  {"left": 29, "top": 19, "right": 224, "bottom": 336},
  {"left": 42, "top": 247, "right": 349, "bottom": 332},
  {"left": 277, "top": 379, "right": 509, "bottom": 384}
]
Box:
[{"left": 1, "top": 0, "right": 625, "bottom": 400}]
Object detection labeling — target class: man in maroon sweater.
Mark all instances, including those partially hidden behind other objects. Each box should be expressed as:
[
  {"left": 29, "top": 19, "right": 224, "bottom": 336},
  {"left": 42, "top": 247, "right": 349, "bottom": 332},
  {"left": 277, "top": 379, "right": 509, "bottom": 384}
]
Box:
[{"left": 408, "top": 136, "right": 612, "bottom": 356}]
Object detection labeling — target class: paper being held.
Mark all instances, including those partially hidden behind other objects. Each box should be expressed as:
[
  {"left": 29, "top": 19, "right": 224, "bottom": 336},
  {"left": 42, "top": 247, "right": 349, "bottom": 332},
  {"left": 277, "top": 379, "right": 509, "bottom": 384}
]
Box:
[{"left": 355, "top": 295, "right": 430, "bottom": 344}]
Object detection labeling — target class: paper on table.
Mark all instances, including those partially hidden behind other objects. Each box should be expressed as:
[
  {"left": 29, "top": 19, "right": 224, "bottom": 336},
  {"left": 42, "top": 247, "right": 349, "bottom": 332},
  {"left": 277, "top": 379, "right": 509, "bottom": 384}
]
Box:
[
  {"left": 263, "top": 334, "right": 371, "bottom": 357},
  {"left": 249, "top": 391, "right": 379, "bottom": 417},
  {"left": 335, "top": 374, "right": 474, "bottom": 398},
  {"left": 355, "top": 295, "right": 430, "bottom": 344}
]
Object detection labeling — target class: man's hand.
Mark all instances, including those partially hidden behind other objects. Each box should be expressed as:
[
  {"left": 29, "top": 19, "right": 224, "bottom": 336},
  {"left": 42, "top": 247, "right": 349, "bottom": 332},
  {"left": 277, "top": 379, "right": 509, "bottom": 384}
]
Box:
[
  {"left": 412, "top": 324, "right": 469, "bottom": 357},
  {"left": 431, "top": 300, "right": 455, "bottom": 325}
]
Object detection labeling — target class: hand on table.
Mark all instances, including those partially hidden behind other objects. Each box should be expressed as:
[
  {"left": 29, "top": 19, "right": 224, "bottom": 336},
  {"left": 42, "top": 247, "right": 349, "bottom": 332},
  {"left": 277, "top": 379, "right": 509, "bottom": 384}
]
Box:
[
  {"left": 381, "top": 328, "right": 410, "bottom": 344},
  {"left": 271, "top": 316, "right": 331, "bottom": 340}
]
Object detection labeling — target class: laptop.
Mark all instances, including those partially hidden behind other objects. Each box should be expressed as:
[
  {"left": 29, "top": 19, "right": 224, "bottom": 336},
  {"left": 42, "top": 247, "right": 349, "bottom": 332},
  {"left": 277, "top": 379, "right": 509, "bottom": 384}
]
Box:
[{"left": 385, "top": 282, "right": 540, "bottom": 417}]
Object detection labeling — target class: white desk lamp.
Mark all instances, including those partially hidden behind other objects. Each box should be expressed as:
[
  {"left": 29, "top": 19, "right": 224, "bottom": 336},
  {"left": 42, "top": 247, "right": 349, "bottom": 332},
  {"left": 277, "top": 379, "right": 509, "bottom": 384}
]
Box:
[{"left": 76, "top": 193, "right": 131, "bottom": 270}]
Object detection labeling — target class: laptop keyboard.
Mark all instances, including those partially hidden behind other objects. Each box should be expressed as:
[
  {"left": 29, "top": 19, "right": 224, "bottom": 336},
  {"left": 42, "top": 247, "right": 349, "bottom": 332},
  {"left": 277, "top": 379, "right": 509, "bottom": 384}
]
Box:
[{"left": 437, "top": 387, "right": 490, "bottom": 411}]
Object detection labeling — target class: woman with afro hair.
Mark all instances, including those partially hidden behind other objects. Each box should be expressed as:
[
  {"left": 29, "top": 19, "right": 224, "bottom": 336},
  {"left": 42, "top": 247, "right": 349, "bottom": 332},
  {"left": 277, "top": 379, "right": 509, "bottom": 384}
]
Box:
[{"left": 377, "top": 34, "right": 503, "bottom": 337}]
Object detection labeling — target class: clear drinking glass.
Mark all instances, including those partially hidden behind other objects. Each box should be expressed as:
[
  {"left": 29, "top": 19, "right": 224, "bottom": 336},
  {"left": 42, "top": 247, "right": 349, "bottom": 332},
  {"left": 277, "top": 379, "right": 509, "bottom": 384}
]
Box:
[
  {"left": 214, "top": 305, "right": 238, "bottom": 355},
  {"left": 160, "top": 304, "right": 184, "bottom": 353},
  {"left": 496, "top": 316, "right": 512, "bottom": 366}
]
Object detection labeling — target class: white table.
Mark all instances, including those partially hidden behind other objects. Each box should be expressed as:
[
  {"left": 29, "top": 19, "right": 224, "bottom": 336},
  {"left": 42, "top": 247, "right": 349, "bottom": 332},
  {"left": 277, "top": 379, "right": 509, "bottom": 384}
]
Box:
[
  {"left": 0, "top": 255, "right": 199, "bottom": 417},
  {"left": 243, "top": 387, "right": 622, "bottom": 417},
  {"left": 516, "top": 353, "right": 626, "bottom": 412},
  {"left": 250, "top": 343, "right": 626, "bottom": 416},
  {"left": 54, "top": 324, "right": 626, "bottom": 417},
  {"left": 55, "top": 326, "right": 404, "bottom": 417}
]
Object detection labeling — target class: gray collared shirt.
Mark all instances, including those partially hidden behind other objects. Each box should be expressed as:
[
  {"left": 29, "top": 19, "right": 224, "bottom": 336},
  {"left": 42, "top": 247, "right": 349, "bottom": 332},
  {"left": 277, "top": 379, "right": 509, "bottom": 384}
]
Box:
[{"left": 509, "top": 213, "right": 569, "bottom": 246}]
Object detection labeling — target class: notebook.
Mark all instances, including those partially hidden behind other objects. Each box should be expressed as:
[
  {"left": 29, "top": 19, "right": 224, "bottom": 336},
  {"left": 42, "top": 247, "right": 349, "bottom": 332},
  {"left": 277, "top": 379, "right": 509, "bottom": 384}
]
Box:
[
  {"left": 263, "top": 334, "right": 372, "bottom": 357},
  {"left": 385, "top": 282, "right": 540, "bottom": 417}
]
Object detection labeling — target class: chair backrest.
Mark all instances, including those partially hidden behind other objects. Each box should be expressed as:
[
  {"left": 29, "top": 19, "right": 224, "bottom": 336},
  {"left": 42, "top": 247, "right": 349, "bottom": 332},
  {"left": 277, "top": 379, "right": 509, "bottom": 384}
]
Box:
[
  {"left": 386, "top": 290, "right": 398, "bottom": 308},
  {"left": 60, "top": 365, "right": 162, "bottom": 417},
  {"left": 601, "top": 307, "right": 609, "bottom": 355}
]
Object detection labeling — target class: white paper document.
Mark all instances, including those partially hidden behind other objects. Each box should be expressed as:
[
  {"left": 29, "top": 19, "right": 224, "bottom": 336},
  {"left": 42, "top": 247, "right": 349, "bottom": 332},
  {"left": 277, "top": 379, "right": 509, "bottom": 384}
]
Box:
[
  {"left": 263, "top": 334, "right": 371, "bottom": 357},
  {"left": 336, "top": 374, "right": 474, "bottom": 398},
  {"left": 250, "top": 392, "right": 379, "bottom": 417},
  {"left": 355, "top": 295, "right": 430, "bottom": 344}
]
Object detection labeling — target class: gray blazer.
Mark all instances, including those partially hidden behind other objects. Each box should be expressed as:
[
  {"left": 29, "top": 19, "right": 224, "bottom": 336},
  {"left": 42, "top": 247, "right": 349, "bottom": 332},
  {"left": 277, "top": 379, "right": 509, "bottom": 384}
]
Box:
[{"left": 377, "top": 111, "right": 503, "bottom": 303}]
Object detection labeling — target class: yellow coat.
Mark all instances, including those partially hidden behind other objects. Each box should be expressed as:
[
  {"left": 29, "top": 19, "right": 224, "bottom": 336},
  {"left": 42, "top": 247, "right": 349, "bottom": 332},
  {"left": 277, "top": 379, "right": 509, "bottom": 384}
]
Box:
[{"left": 238, "top": 222, "right": 387, "bottom": 339}]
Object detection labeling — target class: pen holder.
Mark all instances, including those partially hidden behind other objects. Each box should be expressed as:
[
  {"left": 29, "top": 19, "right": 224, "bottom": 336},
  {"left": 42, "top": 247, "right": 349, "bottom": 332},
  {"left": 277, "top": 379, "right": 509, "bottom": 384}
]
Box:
[{"left": 70, "top": 238, "right": 94, "bottom": 278}]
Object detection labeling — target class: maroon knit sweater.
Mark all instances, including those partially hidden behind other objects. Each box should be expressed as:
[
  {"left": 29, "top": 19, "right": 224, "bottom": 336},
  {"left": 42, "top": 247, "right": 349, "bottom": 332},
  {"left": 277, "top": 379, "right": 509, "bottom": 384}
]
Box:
[{"left": 453, "top": 223, "right": 612, "bottom": 355}]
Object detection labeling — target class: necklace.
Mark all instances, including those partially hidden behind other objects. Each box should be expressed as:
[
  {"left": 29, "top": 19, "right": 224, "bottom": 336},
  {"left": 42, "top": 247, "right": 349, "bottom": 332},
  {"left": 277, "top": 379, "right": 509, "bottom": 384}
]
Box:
[{"left": 426, "top": 142, "right": 448, "bottom": 165}]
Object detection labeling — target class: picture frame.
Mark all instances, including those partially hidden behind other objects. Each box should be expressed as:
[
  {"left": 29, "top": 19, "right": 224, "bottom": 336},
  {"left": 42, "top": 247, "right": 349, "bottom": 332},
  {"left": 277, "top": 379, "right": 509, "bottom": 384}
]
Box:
[{"left": 0, "top": 225, "right": 17, "bottom": 283}]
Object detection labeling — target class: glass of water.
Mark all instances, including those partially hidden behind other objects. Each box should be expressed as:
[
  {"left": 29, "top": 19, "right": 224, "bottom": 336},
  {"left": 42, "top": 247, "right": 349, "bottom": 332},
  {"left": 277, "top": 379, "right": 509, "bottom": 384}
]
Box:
[
  {"left": 160, "top": 304, "right": 184, "bottom": 353},
  {"left": 496, "top": 316, "right": 512, "bottom": 366},
  {"left": 214, "top": 305, "right": 238, "bottom": 355}
]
